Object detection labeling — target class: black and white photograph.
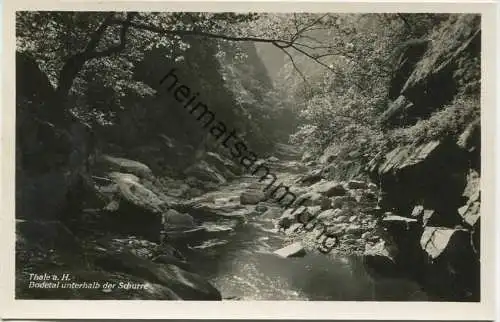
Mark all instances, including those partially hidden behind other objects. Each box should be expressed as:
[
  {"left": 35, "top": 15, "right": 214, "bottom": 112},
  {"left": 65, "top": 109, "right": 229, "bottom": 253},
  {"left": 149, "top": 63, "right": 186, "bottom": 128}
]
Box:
[{"left": 10, "top": 6, "right": 487, "bottom": 306}]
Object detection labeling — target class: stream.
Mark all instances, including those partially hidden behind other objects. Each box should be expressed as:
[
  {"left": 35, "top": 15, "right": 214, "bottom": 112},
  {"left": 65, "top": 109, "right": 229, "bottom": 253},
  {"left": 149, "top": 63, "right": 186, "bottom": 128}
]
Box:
[{"left": 168, "top": 148, "right": 430, "bottom": 301}]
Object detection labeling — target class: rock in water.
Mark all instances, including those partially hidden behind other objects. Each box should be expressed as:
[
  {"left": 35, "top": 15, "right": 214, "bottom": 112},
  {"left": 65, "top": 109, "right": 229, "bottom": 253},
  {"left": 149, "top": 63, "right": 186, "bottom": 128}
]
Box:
[
  {"left": 95, "top": 250, "right": 222, "bottom": 300},
  {"left": 240, "top": 190, "right": 266, "bottom": 205},
  {"left": 184, "top": 161, "right": 226, "bottom": 184},
  {"left": 312, "top": 181, "right": 347, "bottom": 197},
  {"left": 347, "top": 179, "right": 367, "bottom": 189},
  {"left": 98, "top": 155, "right": 154, "bottom": 179},
  {"left": 274, "top": 242, "right": 306, "bottom": 258},
  {"left": 420, "top": 227, "right": 469, "bottom": 259},
  {"left": 363, "top": 240, "right": 399, "bottom": 278},
  {"left": 162, "top": 209, "right": 195, "bottom": 230}
]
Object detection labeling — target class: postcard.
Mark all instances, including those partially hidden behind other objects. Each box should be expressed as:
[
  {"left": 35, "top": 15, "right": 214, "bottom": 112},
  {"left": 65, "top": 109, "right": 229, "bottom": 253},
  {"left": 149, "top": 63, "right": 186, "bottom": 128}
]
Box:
[{"left": 1, "top": 0, "right": 497, "bottom": 320}]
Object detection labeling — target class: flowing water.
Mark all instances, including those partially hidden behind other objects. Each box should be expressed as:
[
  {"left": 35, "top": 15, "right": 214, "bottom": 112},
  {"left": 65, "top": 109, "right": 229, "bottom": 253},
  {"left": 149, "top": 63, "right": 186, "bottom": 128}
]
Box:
[
  {"left": 170, "top": 146, "right": 429, "bottom": 301},
  {"left": 179, "top": 210, "right": 429, "bottom": 301}
]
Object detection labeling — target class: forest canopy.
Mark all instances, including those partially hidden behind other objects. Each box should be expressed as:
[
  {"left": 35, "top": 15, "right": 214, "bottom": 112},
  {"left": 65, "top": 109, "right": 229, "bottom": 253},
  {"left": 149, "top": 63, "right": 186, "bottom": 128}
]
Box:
[{"left": 16, "top": 12, "right": 457, "bottom": 158}]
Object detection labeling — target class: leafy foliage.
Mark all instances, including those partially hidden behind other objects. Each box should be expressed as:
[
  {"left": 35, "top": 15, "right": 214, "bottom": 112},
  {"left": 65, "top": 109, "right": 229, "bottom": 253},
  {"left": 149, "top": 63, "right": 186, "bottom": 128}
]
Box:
[
  {"left": 282, "top": 13, "right": 453, "bottom": 161},
  {"left": 389, "top": 94, "right": 480, "bottom": 146}
]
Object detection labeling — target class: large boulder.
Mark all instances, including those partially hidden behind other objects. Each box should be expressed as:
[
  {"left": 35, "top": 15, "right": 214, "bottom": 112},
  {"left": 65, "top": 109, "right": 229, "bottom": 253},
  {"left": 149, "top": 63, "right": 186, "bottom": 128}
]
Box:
[
  {"left": 273, "top": 242, "right": 306, "bottom": 258},
  {"left": 205, "top": 151, "right": 241, "bottom": 177},
  {"left": 293, "top": 191, "right": 330, "bottom": 208},
  {"left": 240, "top": 190, "right": 266, "bottom": 205},
  {"left": 299, "top": 169, "right": 323, "bottom": 185},
  {"left": 347, "top": 179, "right": 368, "bottom": 190},
  {"left": 94, "top": 250, "right": 221, "bottom": 300},
  {"left": 97, "top": 155, "right": 153, "bottom": 179},
  {"left": 184, "top": 161, "right": 226, "bottom": 184},
  {"left": 363, "top": 240, "right": 399, "bottom": 278},
  {"left": 368, "top": 139, "right": 469, "bottom": 217},
  {"left": 419, "top": 226, "right": 480, "bottom": 300},
  {"left": 311, "top": 180, "right": 347, "bottom": 197},
  {"left": 458, "top": 168, "right": 480, "bottom": 227},
  {"left": 162, "top": 209, "right": 196, "bottom": 231},
  {"left": 104, "top": 172, "right": 165, "bottom": 242},
  {"left": 316, "top": 208, "right": 342, "bottom": 222}
]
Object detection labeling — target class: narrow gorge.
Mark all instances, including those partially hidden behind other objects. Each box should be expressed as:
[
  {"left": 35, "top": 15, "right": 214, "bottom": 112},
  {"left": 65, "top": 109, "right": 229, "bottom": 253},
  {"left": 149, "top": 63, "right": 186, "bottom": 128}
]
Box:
[{"left": 15, "top": 12, "right": 481, "bottom": 302}]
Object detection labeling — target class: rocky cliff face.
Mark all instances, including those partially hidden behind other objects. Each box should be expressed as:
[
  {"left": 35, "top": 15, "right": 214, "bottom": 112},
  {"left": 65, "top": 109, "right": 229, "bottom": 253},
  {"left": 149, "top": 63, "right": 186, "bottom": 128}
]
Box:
[{"left": 367, "top": 14, "right": 481, "bottom": 301}]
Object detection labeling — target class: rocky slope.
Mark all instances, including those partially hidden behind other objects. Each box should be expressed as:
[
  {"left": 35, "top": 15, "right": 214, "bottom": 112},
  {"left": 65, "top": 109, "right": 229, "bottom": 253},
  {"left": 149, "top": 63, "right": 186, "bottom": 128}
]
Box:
[{"left": 297, "top": 14, "right": 481, "bottom": 301}]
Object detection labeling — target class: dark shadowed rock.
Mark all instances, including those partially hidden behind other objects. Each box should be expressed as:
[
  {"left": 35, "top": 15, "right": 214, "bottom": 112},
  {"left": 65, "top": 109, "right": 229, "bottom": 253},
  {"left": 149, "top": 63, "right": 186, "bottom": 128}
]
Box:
[
  {"left": 104, "top": 172, "right": 165, "bottom": 242},
  {"left": 363, "top": 240, "right": 399, "bottom": 278},
  {"left": 347, "top": 180, "right": 367, "bottom": 190},
  {"left": 205, "top": 151, "right": 240, "bottom": 177},
  {"left": 382, "top": 215, "right": 418, "bottom": 230},
  {"left": 240, "top": 190, "right": 266, "bottom": 205},
  {"left": 380, "top": 95, "right": 415, "bottom": 128},
  {"left": 98, "top": 155, "right": 154, "bottom": 179},
  {"left": 184, "top": 161, "right": 226, "bottom": 184},
  {"left": 299, "top": 168, "right": 323, "bottom": 185},
  {"left": 94, "top": 250, "right": 221, "bottom": 300},
  {"left": 316, "top": 208, "right": 342, "bottom": 222},
  {"left": 162, "top": 209, "right": 195, "bottom": 231},
  {"left": 420, "top": 227, "right": 467, "bottom": 260}
]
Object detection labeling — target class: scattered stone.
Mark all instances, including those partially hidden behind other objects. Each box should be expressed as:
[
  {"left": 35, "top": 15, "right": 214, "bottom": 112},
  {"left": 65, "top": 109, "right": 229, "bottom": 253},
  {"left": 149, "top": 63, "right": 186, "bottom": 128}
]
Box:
[
  {"left": 420, "top": 226, "right": 470, "bottom": 259},
  {"left": 320, "top": 197, "right": 332, "bottom": 210},
  {"left": 185, "top": 161, "right": 226, "bottom": 184},
  {"left": 277, "top": 216, "right": 294, "bottom": 231},
  {"left": 98, "top": 155, "right": 153, "bottom": 179},
  {"left": 301, "top": 151, "right": 314, "bottom": 163},
  {"left": 347, "top": 180, "right": 367, "bottom": 189},
  {"left": 331, "top": 196, "right": 343, "bottom": 209},
  {"left": 205, "top": 152, "right": 240, "bottom": 176},
  {"left": 325, "top": 225, "right": 345, "bottom": 237},
  {"left": 267, "top": 156, "right": 280, "bottom": 162},
  {"left": 382, "top": 215, "right": 418, "bottom": 231},
  {"left": 422, "top": 209, "right": 436, "bottom": 226},
  {"left": 286, "top": 223, "right": 304, "bottom": 235},
  {"left": 307, "top": 206, "right": 322, "bottom": 216},
  {"left": 300, "top": 169, "right": 323, "bottom": 185},
  {"left": 361, "top": 232, "right": 371, "bottom": 239},
  {"left": 261, "top": 207, "right": 282, "bottom": 219},
  {"left": 317, "top": 208, "right": 342, "bottom": 221},
  {"left": 240, "top": 190, "right": 266, "bottom": 205},
  {"left": 363, "top": 240, "right": 398, "bottom": 276},
  {"left": 345, "top": 224, "right": 363, "bottom": 235},
  {"left": 411, "top": 205, "right": 425, "bottom": 217},
  {"left": 95, "top": 250, "right": 221, "bottom": 300},
  {"left": 293, "top": 191, "right": 328, "bottom": 207},
  {"left": 367, "top": 206, "right": 384, "bottom": 217},
  {"left": 274, "top": 242, "right": 306, "bottom": 258},
  {"left": 315, "top": 181, "right": 347, "bottom": 197},
  {"left": 255, "top": 203, "right": 268, "bottom": 213},
  {"left": 333, "top": 215, "right": 348, "bottom": 223},
  {"left": 458, "top": 202, "right": 480, "bottom": 227}
]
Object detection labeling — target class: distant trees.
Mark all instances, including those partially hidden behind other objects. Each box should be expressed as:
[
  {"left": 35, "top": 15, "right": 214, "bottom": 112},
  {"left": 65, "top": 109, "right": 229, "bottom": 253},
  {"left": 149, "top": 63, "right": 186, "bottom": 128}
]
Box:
[{"left": 277, "top": 14, "right": 449, "bottom": 160}]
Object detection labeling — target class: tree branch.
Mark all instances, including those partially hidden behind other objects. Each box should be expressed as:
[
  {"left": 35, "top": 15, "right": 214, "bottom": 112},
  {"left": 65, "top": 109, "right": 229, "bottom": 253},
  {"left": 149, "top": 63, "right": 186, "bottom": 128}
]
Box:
[
  {"left": 88, "top": 12, "right": 137, "bottom": 59},
  {"left": 396, "top": 13, "right": 414, "bottom": 35},
  {"left": 280, "top": 47, "right": 309, "bottom": 85},
  {"left": 83, "top": 13, "right": 115, "bottom": 54}
]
